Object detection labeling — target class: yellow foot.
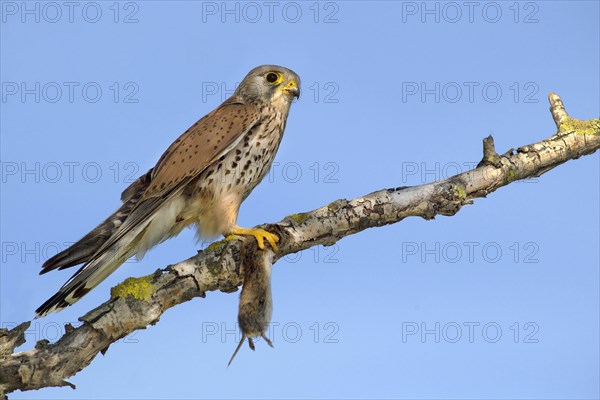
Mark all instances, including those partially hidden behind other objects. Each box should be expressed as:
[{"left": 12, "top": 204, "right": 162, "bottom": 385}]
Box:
[{"left": 228, "top": 226, "right": 279, "bottom": 251}]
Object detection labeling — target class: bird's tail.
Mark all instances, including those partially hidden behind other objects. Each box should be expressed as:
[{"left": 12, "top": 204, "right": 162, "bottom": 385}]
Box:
[
  {"left": 36, "top": 169, "right": 154, "bottom": 317},
  {"left": 35, "top": 221, "right": 150, "bottom": 317},
  {"left": 40, "top": 169, "right": 152, "bottom": 275},
  {"left": 39, "top": 208, "right": 131, "bottom": 275}
]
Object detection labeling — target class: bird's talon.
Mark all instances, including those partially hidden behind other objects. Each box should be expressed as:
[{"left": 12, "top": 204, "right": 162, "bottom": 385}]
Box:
[{"left": 229, "top": 227, "right": 279, "bottom": 251}]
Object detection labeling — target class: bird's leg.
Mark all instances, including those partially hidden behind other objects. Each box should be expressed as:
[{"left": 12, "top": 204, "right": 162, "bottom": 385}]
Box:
[
  {"left": 228, "top": 226, "right": 279, "bottom": 251},
  {"left": 261, "top": 333, "right": 274, "bottom": 348}
]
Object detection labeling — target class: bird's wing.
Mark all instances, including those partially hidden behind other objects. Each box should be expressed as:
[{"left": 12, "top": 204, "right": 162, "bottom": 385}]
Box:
[
  {"left": 36, "top": 100, "right": 260, "bottom": 316},
  {"left": 90, "top": 100, "right": 260, "bottom": 260},
  {"left": 40, "top": 168, "right": 155, "bottom": 274},
  {"left": 120, "top": 168, "right": 154, "bottom": 203},
  {"left": 147, "top": 100, "right": 258, "bottom": 199}
]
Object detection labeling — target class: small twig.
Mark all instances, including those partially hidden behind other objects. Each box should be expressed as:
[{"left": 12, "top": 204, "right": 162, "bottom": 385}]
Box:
[
  {"left": 0, "top": 322, "right": 30, "bottom": 359},
  {"left": 548, "top": 92, "right": 569, "bottom": 129},
  {"left": 477, "top": 135, "right": 503, "bottom": 168}
]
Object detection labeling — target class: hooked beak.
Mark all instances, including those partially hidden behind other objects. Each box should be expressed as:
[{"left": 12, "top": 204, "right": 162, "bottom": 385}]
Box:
[{"left": 282, "top": 80, "right": 300, "bottom": 99}]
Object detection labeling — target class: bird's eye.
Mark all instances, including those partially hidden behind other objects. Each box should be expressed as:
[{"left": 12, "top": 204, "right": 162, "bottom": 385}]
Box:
[{"left": 265, "top": 72, "right": 280, "bottom": 83}]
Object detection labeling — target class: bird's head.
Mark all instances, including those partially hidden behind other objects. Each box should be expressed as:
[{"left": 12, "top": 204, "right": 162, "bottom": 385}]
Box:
[{"left": 235, "top": 65, "right": 300, "bottom": 107}]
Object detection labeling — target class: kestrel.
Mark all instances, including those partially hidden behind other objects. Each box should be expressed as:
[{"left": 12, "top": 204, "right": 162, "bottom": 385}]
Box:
[{"left": 36, "top": 65, "right": 300, "bottom": 317}]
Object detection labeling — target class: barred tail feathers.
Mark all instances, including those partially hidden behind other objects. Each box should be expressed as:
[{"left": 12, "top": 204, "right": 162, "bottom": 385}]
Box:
[{"left": 35, "top": 222, "right": 149, "bottom": 317}]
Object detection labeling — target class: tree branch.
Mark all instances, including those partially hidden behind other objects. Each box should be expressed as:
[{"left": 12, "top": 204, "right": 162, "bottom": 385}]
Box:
[{"left": 1, "top": 93, "right": 598, "bottom": 397}]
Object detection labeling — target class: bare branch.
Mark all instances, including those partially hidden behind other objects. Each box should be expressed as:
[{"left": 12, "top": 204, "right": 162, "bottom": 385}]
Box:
[{"left": 1, "top": 93, "right": 598, "bottom": 397}]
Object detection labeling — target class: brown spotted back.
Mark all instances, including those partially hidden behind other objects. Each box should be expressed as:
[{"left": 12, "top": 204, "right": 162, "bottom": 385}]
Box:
[
  {"left": 80, "top": 100, "right": 260, "bottom": 263},
  {"left": 143, "top": 100, "right": 260, "bottom": 201}
]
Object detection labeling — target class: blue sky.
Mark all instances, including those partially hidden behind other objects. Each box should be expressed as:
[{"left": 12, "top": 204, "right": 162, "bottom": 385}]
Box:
[{"left": 1, "top": 1, "right": 598, "bottom": 399}]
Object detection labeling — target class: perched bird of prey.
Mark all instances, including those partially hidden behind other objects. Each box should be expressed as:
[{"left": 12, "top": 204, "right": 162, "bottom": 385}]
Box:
[{"left": 36, "top": 65, "right": 300, "bottom": 317}]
